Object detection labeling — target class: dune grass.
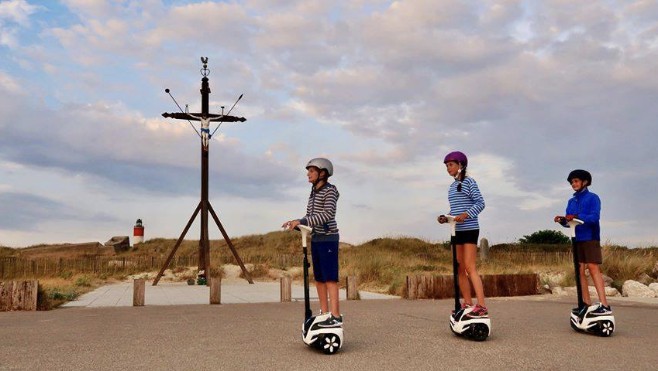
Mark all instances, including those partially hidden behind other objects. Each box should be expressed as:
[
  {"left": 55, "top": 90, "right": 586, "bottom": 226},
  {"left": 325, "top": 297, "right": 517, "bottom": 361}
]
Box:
[{"left": 3, "top": 232, "right": 656, "bottom": 303}]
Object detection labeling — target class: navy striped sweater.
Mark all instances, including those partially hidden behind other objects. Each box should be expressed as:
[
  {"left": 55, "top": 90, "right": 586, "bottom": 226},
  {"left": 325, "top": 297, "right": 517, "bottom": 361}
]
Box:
[
  {"left": 300, "top": 183, "right": 339, "bottom": 241},
  {"left": 448, "top": 177, "right": 485, "bottom": 231}
]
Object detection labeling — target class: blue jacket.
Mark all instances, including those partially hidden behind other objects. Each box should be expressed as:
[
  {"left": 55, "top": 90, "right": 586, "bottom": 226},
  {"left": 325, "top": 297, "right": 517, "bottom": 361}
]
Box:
[
  {"left": 562, "top": 188, "right": 601, "bottom": 241},
  {"left": 448, "top": 177, "right": 485, "bottom": 231}
]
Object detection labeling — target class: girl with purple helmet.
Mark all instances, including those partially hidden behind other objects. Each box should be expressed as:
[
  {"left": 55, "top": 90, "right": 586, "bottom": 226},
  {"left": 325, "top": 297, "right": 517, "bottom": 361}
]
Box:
[{"left": 438, "top": 151, "right": 489, "bottom": 317}]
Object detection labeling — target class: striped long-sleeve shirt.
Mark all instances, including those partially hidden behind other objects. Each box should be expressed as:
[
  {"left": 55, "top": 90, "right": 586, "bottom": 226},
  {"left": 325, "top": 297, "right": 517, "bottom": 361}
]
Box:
[
  {"left": 300, "top": 183, "right": 339, "bottom": 241},
  {"left": 448, "top": 177, "right": 485, "bottom": 231}
]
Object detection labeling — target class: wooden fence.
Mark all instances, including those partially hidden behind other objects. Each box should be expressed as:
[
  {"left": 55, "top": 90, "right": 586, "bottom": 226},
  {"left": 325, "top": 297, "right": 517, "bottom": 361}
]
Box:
[
  {"left": 487, "top": 251, "right": 572, "bottom": 265},
  {"left": 0, "top": 253, "right": 304, "bottom": 280},
  {"left": 406, "top": 273, "right": 539, "bottom": 299}
]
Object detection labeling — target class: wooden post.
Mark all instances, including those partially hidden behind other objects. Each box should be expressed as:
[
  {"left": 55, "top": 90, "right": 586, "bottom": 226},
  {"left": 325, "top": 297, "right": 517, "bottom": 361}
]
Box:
[
  {"left": 280, "top": 276, "right": 292, "bottom": 302},
  {"left": 210, "top": 277, "right": 221, "bottom": 304},
  {"left": 0, "top": 280, "right": 38, "bottom": 311},
  {"left": 406, "top": 275, "right": 417, "bottom": 299},
  {"left": 346, "top": 276, "right": 359, "bottom": 300},
  {"left": 479, "top": 238, "right": 489, "bottom": 261},
  {"left": 133, "top": 279, "right": 145, "bottom": 306}
]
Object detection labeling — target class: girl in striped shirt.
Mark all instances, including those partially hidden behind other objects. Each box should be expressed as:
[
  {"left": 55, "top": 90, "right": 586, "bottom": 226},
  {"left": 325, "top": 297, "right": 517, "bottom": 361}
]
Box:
[
  {"left": 437, "top": 151, "right": 488, "bottom": 317},
  {"left": 283, "top": 158, "right": 342, "bottom": 326}
]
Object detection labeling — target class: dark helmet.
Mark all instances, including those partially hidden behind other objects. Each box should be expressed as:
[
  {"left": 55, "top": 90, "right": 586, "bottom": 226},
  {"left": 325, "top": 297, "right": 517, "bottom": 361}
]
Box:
[
  {"left": 567, "top": 169, "right": 592, "bottom": 185},
  {"left": 443, "top": 151, "right": 468, "bottom": 167}
]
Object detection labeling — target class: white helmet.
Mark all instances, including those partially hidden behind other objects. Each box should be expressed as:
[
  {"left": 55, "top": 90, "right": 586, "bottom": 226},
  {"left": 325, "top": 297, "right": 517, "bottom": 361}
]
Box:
[{"left": 306, "top": 158, "right": 333, "bottom": 177}]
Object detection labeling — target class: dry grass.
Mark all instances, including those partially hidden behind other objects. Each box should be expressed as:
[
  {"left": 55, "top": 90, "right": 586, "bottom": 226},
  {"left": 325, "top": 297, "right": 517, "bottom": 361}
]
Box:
[{"left": 3, "top": 232, "right": 657, "bottom": 304}]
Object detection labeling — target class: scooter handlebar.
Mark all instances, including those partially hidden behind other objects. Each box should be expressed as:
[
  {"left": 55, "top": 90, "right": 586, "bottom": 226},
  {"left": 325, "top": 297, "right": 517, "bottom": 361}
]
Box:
[
  {"left": 297, "top": 225, "right": 312, "bottom": 248},
  {"left": 555, "top": 217, "right": 584, "bottom": 238},
  {"left": 438, "top": 214, "right": 457, "bottom": 237}
]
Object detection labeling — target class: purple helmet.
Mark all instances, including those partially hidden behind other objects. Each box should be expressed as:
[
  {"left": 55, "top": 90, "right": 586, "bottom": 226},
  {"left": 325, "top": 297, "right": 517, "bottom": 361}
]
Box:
[{"left": 443, "top": 151, "right": 468, "bottom": 167}]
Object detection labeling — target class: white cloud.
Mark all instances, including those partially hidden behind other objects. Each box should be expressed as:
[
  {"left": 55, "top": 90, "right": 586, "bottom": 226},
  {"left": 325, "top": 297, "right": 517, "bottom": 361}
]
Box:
[
  {"left": 0, "top": 0, "right": 38, "bottom": 24},
  {"left": 2, "top": 1, "right": 658, "bottom": 247},
  {"left": 0, "top": 70, "right": 23, "bottom": 94},
  {"left": 0, "top": 0, "right": 40, "bottom": 47}
]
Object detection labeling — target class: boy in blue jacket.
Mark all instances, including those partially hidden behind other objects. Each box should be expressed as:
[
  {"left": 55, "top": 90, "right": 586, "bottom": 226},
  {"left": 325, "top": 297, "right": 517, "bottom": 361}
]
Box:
[{"left": 554, "top": 169, "right": 611, "bottom": 314}]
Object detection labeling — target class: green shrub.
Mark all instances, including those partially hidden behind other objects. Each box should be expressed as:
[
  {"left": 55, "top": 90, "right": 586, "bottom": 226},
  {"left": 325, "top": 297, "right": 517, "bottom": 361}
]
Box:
[
  {"left": 75, "top": 275, "right": 92, "bottom": 287},
  {"left": 58, "top": 270, "right": 73, "bottom": 279},
  {"left": 519, "top": 230, "right": 570, "bottom": 244}
]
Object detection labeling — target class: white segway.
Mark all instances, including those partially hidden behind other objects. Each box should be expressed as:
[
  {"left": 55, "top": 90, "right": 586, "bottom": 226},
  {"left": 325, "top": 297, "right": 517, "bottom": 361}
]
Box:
[
  {"left": 559, "top": 218, "right": 615, "bottom": 337},
  {"left": 295, "top": 225, "right": 344, "bottom": 354},
  {"left": 440, "top": 215, "right": 491, "bottom": 341}
]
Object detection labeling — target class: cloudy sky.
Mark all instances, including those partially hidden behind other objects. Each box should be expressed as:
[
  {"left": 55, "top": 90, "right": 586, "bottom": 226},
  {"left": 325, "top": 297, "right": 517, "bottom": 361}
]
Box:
[{"left": 1, "top": 0, "right": 657, "bottom": 248}]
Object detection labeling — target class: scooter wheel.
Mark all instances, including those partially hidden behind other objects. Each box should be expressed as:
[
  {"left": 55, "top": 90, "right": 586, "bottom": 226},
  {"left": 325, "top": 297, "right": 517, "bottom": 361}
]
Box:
[
  {"left": 321, "top": 333, "right": 341, "bottom": 354},
  {"left": 597, "top": 320, "right": 614, "bottom": 337},
  {"left": 470, "top": 323, "right": 489, "bottom": 341}
]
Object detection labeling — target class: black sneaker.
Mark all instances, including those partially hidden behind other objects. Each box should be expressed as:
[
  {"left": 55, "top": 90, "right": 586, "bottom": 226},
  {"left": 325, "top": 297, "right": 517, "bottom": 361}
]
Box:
[
  {"left": 572, "top": 303, "right": 590, "bottom": 314},
  {"left": 591, "top": 304, "right": 612, "bottom": 315},
  {"left": 317, "top": 314, "right": 343, "bottom": 328}
]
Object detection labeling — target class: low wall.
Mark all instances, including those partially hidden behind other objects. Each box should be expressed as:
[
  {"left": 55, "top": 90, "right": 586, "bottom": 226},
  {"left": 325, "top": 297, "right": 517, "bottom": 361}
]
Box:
[{"left": 406, "top": 274, "right": 539, "bottom": 299}]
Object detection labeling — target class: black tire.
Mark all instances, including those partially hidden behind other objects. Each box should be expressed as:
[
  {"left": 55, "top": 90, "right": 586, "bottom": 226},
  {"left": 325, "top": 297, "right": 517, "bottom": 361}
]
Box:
[
  {"left": 321, "top": 333, "right": 341, "bottom": 354},
  {"left": 470, "top": 323, "right": 489, "bottom": 341},
  {"left": 597, "top": 320, "right": 614, "bottom": 337}
]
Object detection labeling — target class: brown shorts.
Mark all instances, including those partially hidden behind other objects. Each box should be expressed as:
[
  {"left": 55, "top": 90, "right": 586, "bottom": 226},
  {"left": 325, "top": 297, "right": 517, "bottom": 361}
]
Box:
[{"left": 575, "top": 240, "right": 602, "bottom": 264}]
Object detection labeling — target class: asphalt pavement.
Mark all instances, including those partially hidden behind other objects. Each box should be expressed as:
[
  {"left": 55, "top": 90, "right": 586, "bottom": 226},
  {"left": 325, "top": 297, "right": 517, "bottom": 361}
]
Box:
[{"left": 1, "top": 294, "right": 657, "bottom": 370}]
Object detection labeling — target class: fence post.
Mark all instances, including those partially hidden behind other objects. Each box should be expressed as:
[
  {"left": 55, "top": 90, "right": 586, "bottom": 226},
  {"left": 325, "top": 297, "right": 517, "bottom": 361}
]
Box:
[
  {"left": 280, "top": 276, "right": 292, "bottom": 302},
  {"left": 1, "top": 280, "right": 38, "bottom": 311},
  {"left": 210, "top": 277, "right": 221, "bottom": 304},
  {"left": 479, "top": 238, "right": 489, "bottom": 261},
  {"left": 346, "top": 276, "right": 359, "bottom": 300},
  {"left": 406, "top": 275, "right": 417, "bottom": 299},
  {"left": 133, "top": 279, "right": 145, "bottom": 306}
]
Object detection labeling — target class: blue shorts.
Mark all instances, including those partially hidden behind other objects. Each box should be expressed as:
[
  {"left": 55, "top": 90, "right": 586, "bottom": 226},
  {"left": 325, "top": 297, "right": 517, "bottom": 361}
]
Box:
[{"left": 311, "top": 240, "right": 339, "bottom": 282}]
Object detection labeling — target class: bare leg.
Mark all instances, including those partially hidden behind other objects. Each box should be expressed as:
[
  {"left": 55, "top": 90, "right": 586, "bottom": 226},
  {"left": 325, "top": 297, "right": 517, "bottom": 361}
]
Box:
[
  {"left": 456, "top": 244, "right": 473, "bottom": 305},
  {"left": 316, "top": 282, "right": 329, "bottom": 314},
  {"left": 462, "top": 243, "right": 486, "bottom": 306},
  {"left": 579, "top": 264, "right": 591, "bottom": 305},
  {"left": 587, "top": 263, "right": 608, "bottom": 306},
  {"left": 326, "top": 281, "right": 340, "bottom": 316}
]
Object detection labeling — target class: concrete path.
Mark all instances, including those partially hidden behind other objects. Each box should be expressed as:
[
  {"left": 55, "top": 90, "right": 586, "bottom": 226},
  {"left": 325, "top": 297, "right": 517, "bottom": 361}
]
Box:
[
  {"left": 62, "top": 281, "right": 398, "bottom": 307},
  {"left": 2, "top": 297, "right": 657, "bottom": 370}
]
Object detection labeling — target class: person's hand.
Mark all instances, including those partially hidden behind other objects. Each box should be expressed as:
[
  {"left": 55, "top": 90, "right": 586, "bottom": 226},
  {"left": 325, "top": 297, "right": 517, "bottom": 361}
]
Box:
[
  {"left": 554, "top": 215, "right": 566, "bottom": 223},
  {"left": 454, "top": 212, "right": 468, "bottom": 223},
  {"left": 437, "top": 215, "right": 448, "bottom": 224},
  {"left": 282, "top": 219, "right": 301, "bottom": 230},
  {"left": 565, "top": 214, "right": 576, "bottom": 221}
]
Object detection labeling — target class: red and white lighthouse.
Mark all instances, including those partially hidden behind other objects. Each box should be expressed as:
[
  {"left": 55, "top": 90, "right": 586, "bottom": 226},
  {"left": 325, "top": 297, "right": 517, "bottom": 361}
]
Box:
[{"left": 133, "top": 219, "right": 144, "bottom": 244}]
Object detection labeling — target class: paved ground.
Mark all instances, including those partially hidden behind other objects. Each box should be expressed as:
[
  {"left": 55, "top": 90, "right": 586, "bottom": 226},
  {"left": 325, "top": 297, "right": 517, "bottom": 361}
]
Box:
[
  {"left": 62, "top": 281, "right": 397, "bottom": 307},
  {"left": 1, "top": 295, "right": 657, "bottom": 370}
]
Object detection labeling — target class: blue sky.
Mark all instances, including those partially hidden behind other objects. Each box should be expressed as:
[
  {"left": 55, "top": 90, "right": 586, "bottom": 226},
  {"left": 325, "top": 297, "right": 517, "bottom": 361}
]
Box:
[{"left": 1, "top": 0, "right": 657, "bottom": 248}]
